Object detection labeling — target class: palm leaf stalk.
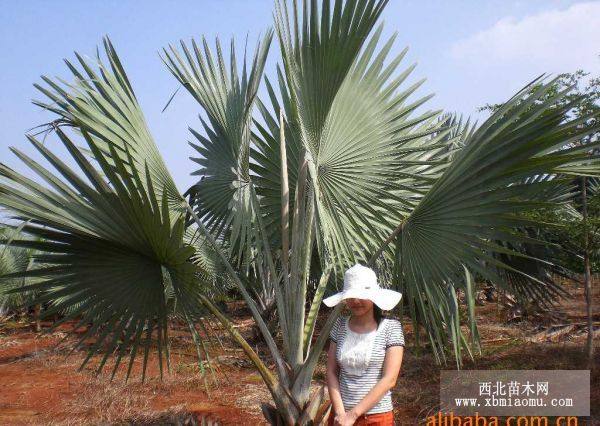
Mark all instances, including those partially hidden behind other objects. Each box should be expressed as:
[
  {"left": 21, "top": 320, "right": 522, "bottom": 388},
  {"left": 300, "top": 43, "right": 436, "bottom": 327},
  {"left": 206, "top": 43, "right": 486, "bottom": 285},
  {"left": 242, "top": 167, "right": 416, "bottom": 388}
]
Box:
[{"left": 1, "top": 1, "right": 600, "bottom": 424}]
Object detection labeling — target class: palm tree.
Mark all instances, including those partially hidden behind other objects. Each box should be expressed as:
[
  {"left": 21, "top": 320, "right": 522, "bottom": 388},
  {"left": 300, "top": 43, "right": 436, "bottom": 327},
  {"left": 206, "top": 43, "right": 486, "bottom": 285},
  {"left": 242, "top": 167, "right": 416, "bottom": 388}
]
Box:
[
  {"left": 0, "top": 223, "right": 45, "bottom": 329},
  {"left": 1, "top": 0, "right": 599, "bottom": 423}
]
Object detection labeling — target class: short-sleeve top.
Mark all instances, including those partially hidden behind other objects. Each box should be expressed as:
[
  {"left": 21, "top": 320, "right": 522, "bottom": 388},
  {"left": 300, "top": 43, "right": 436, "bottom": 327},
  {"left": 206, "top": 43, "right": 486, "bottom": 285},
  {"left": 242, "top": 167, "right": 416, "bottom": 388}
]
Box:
[{"left": 329, "top": 315, "right": 405, "bottom": 414}]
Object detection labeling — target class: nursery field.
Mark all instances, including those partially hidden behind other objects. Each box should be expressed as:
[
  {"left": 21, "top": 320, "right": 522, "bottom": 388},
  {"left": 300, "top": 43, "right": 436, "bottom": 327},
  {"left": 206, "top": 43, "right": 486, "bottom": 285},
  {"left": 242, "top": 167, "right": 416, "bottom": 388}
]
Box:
[{"left": 0, "top": 278, "right": 598, "bottom": 425}]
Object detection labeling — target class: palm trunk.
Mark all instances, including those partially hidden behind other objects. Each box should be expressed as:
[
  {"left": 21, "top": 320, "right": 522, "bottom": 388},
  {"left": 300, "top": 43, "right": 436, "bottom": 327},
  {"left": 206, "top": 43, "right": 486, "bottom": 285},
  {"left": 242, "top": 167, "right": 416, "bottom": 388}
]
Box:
[
  {"left": 34, "top": 303, "right": 41, "bottom": 332},
  {"left": 581, "top": 177, "right": 594, "bottom": 368},
  {"left": 583, "top": 251, "right": 593, "bottom": 368},
  {"left": 186, "top": 198, "right": 342, "bottom": 425}
]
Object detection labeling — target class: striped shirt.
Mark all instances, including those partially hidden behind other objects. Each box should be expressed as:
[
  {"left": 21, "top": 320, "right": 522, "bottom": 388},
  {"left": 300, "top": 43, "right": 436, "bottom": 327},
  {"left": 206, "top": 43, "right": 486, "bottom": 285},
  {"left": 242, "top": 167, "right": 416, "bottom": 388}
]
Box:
[{"left": 329, "top": 315, "right": 405, "bottom": 414}]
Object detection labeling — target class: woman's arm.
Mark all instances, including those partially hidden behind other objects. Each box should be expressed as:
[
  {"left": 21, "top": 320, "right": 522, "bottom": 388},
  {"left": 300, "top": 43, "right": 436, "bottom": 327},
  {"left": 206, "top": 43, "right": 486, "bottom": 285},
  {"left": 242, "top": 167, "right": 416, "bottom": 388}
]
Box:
[
  {"left": 343, "top": 345, "right": 404, "bottom": 423},
  {"left": 326, "top": 341, "right": 346, "bottom": 419}
]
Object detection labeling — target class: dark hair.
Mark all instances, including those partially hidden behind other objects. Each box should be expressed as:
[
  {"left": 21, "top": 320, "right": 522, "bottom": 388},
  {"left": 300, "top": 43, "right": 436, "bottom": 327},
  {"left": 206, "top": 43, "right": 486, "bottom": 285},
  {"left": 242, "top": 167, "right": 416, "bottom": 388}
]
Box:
[{"left": 374, "top": 305, "right": 383, "bottom": 326}]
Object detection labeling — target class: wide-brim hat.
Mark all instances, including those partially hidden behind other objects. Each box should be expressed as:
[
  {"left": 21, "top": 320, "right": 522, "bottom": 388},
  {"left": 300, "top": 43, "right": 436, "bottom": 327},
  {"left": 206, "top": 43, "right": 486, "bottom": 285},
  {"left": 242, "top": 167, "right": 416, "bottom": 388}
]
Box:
[{"left": 322, "top": 263, "right": 402, "bottom": 311}]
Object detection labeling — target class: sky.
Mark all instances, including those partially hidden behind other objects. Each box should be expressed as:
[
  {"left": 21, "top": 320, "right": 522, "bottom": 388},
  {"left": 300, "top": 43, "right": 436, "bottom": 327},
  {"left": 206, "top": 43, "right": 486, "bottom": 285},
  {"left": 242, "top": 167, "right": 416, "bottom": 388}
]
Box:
[{"left": 1, "top": 0, "right": 599, "bottom": 192}]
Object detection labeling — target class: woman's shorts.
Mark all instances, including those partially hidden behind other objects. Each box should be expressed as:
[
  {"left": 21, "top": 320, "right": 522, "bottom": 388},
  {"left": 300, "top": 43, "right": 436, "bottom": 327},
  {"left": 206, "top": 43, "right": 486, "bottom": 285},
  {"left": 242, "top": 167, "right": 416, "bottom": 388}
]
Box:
[{"left": 327, "top": 409, "right": 394, "bottom": 425}]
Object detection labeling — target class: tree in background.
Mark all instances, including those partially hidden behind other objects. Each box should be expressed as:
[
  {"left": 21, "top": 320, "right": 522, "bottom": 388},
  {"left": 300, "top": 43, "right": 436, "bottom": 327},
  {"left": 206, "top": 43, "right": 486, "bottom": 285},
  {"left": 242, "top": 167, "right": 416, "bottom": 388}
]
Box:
[
  {"left": 480, "top": 69, "right": 600, "bottom": 123},
  {"left": 575, "top": 178, "right": 599, "bottom": 367}
]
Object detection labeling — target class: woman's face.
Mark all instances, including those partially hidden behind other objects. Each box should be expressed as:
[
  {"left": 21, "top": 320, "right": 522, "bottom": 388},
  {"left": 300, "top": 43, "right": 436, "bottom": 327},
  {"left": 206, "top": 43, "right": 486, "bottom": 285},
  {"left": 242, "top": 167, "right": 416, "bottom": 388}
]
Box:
[{"left": 345, "top": 298, "right": 374, "bottom": 317}]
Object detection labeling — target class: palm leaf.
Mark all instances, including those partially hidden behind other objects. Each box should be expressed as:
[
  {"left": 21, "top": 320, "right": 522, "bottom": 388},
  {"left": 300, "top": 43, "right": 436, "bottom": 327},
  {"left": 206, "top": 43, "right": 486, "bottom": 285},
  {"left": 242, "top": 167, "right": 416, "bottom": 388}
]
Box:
[
  {"left": 270, "top": 2, "right": 457, "bottom": 271},
  {"left": 0, "top": 41, "right": 207, "bottom": 380},
  {"left": 33, "top": 37, "right": 180, "bottom": 212},
  {"left": 161, "top": 32, "right": 273, "bottom": 267},
  {"left": 393, "top": 77, "right": 600, "bottom": 364}
]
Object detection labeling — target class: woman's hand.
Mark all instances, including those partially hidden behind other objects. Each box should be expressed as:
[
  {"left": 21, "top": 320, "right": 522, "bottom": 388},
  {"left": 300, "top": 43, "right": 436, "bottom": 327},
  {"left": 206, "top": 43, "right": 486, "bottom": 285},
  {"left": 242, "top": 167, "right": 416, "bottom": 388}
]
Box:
[
  {"left": 327, "top": 341, "right": 348, "bottom": 424},
  {"left": 333, "top": 409, "right": 358, "bottom": 426}
]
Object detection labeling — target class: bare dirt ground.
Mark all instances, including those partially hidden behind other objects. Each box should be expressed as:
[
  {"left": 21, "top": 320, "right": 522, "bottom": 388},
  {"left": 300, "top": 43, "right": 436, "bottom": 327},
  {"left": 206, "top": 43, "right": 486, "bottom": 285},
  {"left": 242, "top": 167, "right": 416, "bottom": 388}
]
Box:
[{"left": 0, "top": 277, "right": 598, "bottom": 425}]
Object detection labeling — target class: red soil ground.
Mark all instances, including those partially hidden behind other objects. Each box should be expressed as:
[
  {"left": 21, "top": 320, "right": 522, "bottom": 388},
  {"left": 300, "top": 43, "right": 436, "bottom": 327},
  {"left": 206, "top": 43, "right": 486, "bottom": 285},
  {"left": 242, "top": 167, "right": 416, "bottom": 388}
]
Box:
[
  {"left": 0, "top": 322, "right": 267, "bottom": 424},
  {"left": 0, "top": 278, "right": 598, "bottom": 425}
]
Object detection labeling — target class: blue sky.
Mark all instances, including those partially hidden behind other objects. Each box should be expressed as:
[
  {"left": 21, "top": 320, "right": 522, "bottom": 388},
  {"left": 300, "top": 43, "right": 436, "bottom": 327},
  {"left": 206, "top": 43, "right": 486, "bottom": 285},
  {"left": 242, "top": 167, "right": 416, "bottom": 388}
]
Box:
[{"left": 1, "top": 0, "right": 598, "bottom": 192}]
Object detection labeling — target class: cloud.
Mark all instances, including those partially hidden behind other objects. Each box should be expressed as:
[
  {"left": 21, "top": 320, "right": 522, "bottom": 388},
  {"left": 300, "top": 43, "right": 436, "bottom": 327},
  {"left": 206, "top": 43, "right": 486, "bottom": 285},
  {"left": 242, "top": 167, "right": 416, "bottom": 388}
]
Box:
[{"left": 450, "top": 1, "right": 600, "bottom": 74}]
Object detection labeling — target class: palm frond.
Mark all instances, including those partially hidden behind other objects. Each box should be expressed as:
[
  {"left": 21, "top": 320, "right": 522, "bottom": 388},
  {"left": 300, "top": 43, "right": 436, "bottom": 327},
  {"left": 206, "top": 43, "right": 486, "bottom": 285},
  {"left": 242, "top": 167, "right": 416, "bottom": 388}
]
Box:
[
  {"left": 0, "top": 41, "right": 208, "bottom": 381},
  {"left": 267, "top": 2, "right": 455, "bottom": 272},
  {"left": 161, "top": 32, "right": 273, "bottom": 267},
  {"left": 33, "top": 37, "right": 180, "bottom": 212},
  {"left": 393, "top": 76, "right": 600, "bottom": 365}
]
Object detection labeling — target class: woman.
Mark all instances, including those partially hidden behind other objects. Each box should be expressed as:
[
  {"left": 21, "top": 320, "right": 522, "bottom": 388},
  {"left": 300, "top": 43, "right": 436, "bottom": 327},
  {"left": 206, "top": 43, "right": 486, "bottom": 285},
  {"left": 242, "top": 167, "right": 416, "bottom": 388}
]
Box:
[{"left": 323, "top": 263, "right": 405, "bottom": 426}]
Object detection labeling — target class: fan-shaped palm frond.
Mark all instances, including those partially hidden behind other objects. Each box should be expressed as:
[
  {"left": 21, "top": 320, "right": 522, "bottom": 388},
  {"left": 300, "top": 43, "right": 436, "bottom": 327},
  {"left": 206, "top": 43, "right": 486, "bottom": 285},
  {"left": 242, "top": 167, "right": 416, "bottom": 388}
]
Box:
[
  {"left": 0, "top": 40, "right": 214, "bottom": 381},
  {"left": 272, "top": 2, "right": 454, "bottom": 269},
  {"left": 160, "top": 33, "right": 294, "bottom": 382},
  {"left": 392, "top": 77, "right": 600, "bottom": 364},
  {"left": 161, "top": 32, "right": 273, "bottom": 268},
  {"left": 34, "top": 38, "right": 180, "bottom": 212},
  {"left": 0, "top": 129, "right": 201, "bottom": 380}
]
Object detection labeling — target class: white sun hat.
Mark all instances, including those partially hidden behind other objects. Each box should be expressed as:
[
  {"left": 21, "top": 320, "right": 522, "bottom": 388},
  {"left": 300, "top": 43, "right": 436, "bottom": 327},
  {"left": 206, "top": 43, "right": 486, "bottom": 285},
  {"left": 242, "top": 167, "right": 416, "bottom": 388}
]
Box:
[{"left": 322, "top": 263, "right": 402, "bottom": 311}]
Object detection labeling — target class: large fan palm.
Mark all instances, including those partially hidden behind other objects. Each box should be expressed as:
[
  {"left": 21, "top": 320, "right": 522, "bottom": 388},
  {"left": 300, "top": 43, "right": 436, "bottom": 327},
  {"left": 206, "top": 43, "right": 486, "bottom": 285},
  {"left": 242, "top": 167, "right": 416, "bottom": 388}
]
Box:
[{"left": 1, "top": 1, "right": 600, "bottom": 424}]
